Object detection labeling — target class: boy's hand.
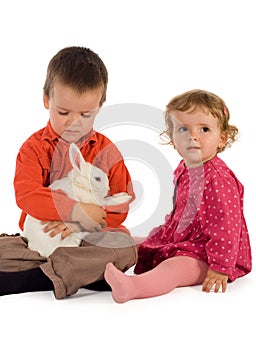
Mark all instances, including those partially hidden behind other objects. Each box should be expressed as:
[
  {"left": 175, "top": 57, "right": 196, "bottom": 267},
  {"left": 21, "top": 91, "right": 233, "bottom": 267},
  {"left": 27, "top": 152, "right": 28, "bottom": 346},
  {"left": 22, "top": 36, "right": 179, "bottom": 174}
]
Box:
[
  {"left": 202, "top": 269, "right": 228, "bottom": 293},
  {"left": 71, "top": 202, "right": 106, "bottom": 232},
  {"left": 42, "top": 221, "right": 83, "bottom": 239}
]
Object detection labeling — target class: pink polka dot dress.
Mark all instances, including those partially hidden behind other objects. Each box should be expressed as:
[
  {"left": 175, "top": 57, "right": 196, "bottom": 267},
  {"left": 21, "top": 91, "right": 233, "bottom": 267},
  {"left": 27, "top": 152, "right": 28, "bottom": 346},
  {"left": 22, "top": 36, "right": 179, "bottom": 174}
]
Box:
[{"left": 134, "top": 156, "right": 252, "bottom": 281}]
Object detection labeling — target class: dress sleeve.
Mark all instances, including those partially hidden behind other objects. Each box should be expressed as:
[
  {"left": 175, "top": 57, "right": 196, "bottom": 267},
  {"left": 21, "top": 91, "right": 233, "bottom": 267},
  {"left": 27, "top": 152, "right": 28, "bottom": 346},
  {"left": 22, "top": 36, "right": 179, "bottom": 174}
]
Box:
[{"left": 200, "top": 177, "right": 242, "bottom": 276}]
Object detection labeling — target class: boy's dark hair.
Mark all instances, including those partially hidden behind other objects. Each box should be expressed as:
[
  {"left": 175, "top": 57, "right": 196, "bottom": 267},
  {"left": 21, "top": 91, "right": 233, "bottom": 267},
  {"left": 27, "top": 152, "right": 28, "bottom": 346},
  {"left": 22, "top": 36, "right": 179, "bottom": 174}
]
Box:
[{"left": 43, "top": 46, "right": 108, "bottom": 106}]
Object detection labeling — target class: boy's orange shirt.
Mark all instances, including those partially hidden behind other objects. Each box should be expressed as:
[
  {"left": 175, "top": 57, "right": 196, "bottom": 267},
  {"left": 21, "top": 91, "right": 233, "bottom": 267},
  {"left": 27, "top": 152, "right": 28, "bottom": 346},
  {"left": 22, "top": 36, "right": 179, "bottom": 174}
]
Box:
[{"left": 14, "top": 121, "right": 134, "bottom": 232}]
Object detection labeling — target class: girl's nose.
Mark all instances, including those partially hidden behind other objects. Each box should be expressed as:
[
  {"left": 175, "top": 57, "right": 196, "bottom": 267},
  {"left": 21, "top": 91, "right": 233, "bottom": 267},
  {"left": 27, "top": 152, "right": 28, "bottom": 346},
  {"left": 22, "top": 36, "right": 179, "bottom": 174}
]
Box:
[{"left": 189, "top": 131, "right": 199, "bottom": 141}]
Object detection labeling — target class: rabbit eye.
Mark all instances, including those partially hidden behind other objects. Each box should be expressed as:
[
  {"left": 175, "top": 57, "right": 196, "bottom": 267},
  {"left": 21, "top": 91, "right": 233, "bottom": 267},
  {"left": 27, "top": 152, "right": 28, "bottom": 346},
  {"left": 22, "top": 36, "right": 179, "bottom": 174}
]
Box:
[{"left": 95, "top": 176, "right": 101, "bottom": 182}]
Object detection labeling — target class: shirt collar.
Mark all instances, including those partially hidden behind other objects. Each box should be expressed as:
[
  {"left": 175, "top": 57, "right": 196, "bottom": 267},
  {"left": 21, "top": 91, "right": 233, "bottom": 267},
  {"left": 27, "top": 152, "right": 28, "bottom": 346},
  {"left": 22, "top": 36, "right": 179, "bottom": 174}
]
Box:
[{"left": 42, "top": 121, "right": 59, "bottom": 141}]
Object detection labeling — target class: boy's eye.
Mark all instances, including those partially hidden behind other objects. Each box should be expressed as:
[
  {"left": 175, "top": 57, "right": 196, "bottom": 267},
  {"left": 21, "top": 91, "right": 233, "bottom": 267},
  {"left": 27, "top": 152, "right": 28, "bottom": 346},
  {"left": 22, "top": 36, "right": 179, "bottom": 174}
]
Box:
[
  {"left": 58, "top": 111, "right": 68, "bottom": 116},
  {"left": 81, "top": 113, "right": 92, "bottom": 118},
  {"left": 201, "top": 127, "right": 210, "bottom": 132},
  {"left": 57, "top": 111, "right": 92, "bottom": 118},
  {"left": 82, "top": 109, "right": 99, "bottom": 118}
]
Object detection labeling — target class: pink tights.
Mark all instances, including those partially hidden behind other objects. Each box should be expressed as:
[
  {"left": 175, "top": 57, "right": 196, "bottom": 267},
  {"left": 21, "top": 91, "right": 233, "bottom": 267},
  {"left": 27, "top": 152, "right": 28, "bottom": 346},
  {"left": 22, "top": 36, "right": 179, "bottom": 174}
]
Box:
[{"left": 104, "top": 256, "right": 209, "bottom": 303}]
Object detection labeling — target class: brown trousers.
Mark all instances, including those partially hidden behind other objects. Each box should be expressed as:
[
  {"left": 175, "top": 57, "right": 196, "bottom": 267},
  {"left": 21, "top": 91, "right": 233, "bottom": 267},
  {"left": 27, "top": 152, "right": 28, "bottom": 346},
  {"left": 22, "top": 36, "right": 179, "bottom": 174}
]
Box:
[{"left": 0, "top": 232, "right": 137, "bottom": 299}]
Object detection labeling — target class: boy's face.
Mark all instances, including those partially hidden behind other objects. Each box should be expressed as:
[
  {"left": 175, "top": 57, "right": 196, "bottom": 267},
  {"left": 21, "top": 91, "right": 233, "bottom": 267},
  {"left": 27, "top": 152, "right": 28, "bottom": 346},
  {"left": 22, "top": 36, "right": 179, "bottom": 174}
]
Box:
[{"left": 43, "top": 81, "right": 102, "bottom": 143}]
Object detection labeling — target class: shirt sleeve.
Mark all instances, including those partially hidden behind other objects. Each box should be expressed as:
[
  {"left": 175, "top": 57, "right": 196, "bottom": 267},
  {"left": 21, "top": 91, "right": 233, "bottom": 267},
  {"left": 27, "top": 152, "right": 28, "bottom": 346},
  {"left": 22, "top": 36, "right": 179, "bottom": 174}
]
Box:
[
  {"left": 201, "top": 177, "right": 242, "bottom": 276},
  {"left": 14, "top": 142, "right": 76, "bottom": 228},
  {"left": 86, "top": 135, "right": 135, "bottom": 230},
  {"left": 105, "top": 158, "right": 135, "bottom": 229}
]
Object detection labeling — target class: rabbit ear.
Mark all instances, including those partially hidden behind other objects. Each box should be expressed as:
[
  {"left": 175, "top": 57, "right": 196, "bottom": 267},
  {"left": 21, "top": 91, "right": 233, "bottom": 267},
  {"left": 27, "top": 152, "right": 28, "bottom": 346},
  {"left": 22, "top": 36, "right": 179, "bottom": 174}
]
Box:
[{"left": 69, "top": 143, "right": 85, "bottom": 171}]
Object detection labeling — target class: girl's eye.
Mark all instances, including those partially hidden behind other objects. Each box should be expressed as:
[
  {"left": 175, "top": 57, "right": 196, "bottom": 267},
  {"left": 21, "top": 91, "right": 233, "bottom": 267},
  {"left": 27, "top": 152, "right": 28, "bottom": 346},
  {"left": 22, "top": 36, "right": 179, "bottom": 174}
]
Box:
[
  {"left": 201, "top": 127, "right": 210, "bottom": 132},
  {"left": 178, "top": 126, "right": 188, "bottom": 133}
]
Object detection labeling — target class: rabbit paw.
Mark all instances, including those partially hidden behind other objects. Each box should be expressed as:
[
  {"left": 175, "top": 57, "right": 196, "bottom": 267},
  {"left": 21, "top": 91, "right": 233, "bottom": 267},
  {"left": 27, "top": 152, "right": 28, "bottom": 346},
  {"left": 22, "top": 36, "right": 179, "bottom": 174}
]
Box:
[{"left": 103, "top": 192, "right": 132, "bottom": 205}]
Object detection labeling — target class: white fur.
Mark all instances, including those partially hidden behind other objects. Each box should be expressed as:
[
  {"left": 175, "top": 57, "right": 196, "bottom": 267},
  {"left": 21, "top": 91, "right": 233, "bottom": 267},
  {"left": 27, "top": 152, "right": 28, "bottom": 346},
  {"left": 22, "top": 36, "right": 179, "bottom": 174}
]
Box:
[{"left": 22, "top": 143, "right": 132, "bottom": 257}]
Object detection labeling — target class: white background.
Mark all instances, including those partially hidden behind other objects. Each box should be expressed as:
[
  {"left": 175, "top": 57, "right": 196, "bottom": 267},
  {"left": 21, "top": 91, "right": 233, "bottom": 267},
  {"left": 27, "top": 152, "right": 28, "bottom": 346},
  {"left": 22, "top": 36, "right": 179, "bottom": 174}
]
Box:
[{"left": 0, "top": 1, "right": 255, "bottom": 349}]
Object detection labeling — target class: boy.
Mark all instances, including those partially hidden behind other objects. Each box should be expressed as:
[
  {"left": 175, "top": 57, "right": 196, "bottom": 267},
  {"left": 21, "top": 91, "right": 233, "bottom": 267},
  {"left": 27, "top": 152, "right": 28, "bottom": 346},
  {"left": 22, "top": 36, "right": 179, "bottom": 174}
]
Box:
[{"left": 0, "top": 46, "right": 137, "bottom": 299}]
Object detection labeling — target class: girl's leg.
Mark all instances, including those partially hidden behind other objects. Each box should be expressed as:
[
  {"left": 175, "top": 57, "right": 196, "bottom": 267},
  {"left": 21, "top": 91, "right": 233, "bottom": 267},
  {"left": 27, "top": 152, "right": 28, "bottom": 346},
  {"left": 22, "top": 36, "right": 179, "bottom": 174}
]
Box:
[{"left": 104, "top": 256, "right": 208, "bottom": 303}]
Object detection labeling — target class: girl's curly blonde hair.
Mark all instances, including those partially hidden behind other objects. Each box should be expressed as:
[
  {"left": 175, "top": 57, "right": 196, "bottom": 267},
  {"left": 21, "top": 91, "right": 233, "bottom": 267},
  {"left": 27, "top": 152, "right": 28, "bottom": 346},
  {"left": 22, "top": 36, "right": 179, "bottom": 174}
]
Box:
[{"left": 161, "top": 89, "right": 238, "bottom": 153}]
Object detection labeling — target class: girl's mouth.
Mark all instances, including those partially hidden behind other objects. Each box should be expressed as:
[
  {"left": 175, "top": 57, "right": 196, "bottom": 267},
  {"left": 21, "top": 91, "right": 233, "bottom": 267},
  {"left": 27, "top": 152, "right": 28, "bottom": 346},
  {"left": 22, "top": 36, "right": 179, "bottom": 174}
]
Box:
[{"left": 187, "top": 146, "right": 200, "bottom": 150}]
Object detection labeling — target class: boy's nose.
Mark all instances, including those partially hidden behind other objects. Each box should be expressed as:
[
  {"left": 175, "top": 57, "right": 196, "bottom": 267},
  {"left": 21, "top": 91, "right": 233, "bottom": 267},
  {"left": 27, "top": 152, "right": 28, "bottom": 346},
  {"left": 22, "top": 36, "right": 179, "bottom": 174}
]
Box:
[{"left": 68, "top": 114, "right": 81, "bottom": 124}]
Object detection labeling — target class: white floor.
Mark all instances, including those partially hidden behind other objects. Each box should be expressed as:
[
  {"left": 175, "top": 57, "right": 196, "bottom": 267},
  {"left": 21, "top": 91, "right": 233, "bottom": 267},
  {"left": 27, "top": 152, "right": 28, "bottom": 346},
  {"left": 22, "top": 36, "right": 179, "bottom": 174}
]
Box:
[{"left": 1, "top": 268, "right": 255, "bottom": 350}]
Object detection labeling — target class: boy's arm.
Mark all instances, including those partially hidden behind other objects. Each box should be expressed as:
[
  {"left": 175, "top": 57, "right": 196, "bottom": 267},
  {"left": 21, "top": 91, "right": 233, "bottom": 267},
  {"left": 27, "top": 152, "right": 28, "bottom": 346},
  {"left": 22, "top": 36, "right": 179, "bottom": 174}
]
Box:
[
  {"left": 104, "top": 159, "right": 135, "bottom": 229},
  {"left": 14, "top": 144, "right": 105, "bottom": 231},
  {"left": 14, "top": 145, "right": 76, "bottom": 225}
]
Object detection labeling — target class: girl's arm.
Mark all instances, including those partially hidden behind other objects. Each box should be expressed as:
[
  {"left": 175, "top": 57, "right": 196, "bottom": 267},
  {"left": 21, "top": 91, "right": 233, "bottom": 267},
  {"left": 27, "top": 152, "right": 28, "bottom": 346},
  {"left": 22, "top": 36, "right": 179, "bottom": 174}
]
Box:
[
  {"left": 202, "top": 269, "right": 228, "bottom": 293},
  {"left": 201, "top": 177, "right": 242, "bottom": 280}
]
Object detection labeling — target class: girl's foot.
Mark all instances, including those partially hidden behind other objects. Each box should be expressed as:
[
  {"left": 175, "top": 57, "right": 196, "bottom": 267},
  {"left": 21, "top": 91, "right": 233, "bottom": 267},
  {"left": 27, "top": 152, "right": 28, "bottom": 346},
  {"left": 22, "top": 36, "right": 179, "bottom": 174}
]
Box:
[{"left": 104, "top": 263, "right": 132, "bottom": 303}]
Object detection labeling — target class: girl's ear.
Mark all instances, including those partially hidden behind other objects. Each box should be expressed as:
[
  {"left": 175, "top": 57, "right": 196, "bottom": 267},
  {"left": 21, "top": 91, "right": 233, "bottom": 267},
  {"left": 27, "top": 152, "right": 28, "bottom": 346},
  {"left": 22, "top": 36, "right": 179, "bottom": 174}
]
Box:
[
  {"left": 43, "top": 94, "right": 49, "bottom": 109},
  {"left": 69, "top": 143, "right": 85, "bottom": 171},
  {"left": 218, "top": 131, "right": 229, "bottom": 150}
]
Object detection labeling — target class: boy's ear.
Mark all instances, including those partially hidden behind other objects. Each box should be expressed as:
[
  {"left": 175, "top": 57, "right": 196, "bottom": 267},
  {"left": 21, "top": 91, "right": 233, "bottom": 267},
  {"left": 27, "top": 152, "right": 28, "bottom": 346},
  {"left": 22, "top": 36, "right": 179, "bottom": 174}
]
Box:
[
  {"left": 43, "top": 94, "right": 49, "bottom": 109},
  {"left": 69, "top": 143, "right": 85, "bottom": 171}
]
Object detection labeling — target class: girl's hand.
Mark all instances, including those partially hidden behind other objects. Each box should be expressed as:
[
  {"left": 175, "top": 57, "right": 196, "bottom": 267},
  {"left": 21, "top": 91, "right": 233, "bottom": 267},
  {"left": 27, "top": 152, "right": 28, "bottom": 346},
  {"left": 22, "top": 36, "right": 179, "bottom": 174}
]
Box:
[
  {"left": 202, "top": 269, "right": 228, "bottom": 293},
  {"left": 42, "top": 221, "right": 83, "bottom": 239}
]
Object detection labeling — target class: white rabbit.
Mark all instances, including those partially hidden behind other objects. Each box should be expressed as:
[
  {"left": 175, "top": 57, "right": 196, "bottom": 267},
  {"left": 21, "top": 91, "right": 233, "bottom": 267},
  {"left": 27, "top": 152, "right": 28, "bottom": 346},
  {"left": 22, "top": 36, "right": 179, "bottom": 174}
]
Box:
[{"left": 22, "top": 143, "right": 132, "bottom": 258}]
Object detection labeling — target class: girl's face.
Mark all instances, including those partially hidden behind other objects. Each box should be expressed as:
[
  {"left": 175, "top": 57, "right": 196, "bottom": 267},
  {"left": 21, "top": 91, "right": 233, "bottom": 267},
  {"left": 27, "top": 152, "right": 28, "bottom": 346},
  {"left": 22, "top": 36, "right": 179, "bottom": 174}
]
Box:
[
  {"left": 170, "top": 107, "right": 228, "bottom": 167},
  {"left": 43, "top": 81, "right": 102, "bottom": 143}
]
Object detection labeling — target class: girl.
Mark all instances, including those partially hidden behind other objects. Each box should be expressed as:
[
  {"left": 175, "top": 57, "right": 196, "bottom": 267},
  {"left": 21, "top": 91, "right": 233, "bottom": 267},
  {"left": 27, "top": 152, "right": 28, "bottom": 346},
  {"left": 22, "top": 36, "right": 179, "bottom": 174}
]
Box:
[{"left": 104, "top": 89, "right": 252, "bottom": 303}]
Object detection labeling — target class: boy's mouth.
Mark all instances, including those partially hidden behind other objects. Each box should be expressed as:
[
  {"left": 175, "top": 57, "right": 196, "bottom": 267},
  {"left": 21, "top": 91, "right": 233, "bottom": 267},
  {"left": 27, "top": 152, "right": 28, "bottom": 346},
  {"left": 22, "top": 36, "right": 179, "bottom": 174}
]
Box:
[{"left": 64, "top": 129, "right": 80, "bottom": 133}]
